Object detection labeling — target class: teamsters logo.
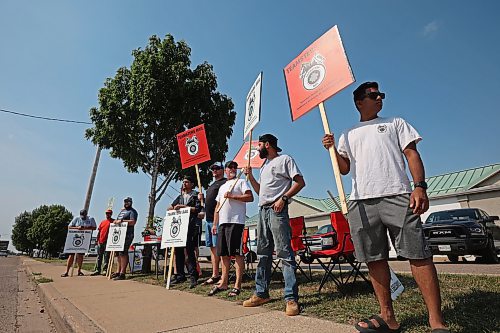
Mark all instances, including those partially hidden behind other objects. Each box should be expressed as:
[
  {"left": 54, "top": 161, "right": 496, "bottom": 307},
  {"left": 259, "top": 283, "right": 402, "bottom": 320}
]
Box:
[
  {"left": 377, "top": 124, "right": 387, "bottom": 133},
  {"left": 244, "top": 147, "right": 259, "bottom": 160},
  {"left": 300, "top": 53, "right": 326, "bottom": 90},
  {"left": 247, "top": 94, "right": 255, "bottom": 122},
  {"left": 170, "top": 217, "right": 181, "bottom": 238},
  {"left": 72, "top": 233, "right": 84, "bottom": 247},
  {"left": 185, "top": 135, "right": 199, "bottom": 156},
  {"left": 112, "top": 228, "right": 121, "bottom": 244}
]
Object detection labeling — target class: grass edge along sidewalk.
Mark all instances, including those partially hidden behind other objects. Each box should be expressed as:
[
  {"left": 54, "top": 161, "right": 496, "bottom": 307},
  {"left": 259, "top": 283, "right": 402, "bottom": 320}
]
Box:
[
  {"left": 129, "top": 269, "right": 500, "bottom": 333},
  {"left": 32, "top": 258, "right": 500, "bottom": 333}
]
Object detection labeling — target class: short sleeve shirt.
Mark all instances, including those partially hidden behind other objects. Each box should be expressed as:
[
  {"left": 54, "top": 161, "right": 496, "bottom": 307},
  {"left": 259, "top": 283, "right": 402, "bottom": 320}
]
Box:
[
  {"left": 69, "top": 216, "right": 97, "bottom": 228},
  {"left": 205, "top": 178, "right": 227, "bottom": 221},
  {"left": 258, "top": 154, "right": 302, "bottom": 206},
  {"left": 337, "top": 117, "right": 421, "bottom": 200},
  {"left": 116, "top": 208, "right": 138, "bottom": 234},
  {"left": 216, "top": 179, "right": 251, "bottom": 224}
]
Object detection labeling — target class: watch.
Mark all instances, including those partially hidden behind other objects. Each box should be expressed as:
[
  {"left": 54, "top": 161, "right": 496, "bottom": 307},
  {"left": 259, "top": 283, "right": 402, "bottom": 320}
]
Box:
[
  {"left": 281, "top": 195, "right": 289, "bottom": 203},
  {"left": 414, "top": 181, "right": 428, "bottom": 190}
]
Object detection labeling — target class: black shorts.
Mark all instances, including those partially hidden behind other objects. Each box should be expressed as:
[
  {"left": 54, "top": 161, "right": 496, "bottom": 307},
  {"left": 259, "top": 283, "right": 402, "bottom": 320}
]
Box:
[{"left": 216, "top": 224, "right": 244, "bottom": 257}]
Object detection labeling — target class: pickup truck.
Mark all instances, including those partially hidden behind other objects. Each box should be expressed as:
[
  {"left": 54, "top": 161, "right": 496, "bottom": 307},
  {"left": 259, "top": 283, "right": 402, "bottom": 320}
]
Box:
[{"left": 422, "top": 208, "right": 499, "bottom": 264}]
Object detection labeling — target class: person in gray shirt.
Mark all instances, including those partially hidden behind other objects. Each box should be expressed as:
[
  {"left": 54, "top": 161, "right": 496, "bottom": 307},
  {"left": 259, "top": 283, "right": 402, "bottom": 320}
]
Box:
[
  {"left": 242, "top": 134, "right": 305, "bottom": 316},
  {"left": 61, "top": 209, "right": 97, "bottom": 277}
]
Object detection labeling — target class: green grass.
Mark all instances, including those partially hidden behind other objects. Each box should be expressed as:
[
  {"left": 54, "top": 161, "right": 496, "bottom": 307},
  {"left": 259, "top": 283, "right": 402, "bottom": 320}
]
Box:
[
  {"left": 31, "top": 272, "right": 42, "bottom": 276},
  {"left": 128, "top": 268, "right": 500, "bottom": 333},
  {"left": 35, "top": 276, "right": 53, "bottom": 284}
]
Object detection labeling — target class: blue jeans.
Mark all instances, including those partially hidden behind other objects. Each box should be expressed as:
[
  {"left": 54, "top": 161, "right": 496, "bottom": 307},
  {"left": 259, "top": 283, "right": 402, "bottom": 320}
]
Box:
[
  {"left": 205, "top": 220, "right": 218, "bottom": 247},
  {"left": 254, "top": 205, "right": 298, "bottom": 301}
]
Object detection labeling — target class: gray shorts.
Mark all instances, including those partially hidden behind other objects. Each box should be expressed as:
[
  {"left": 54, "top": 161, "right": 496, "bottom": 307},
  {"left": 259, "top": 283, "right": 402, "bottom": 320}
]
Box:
[{"left": 348, "top": 194, "right": 431, "bottom": 263}]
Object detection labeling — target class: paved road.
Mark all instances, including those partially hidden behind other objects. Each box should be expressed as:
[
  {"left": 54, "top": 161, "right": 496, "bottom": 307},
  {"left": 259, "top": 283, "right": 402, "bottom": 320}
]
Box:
[{"left": 0, "top": 256, "right": 56, "bottom": 333}]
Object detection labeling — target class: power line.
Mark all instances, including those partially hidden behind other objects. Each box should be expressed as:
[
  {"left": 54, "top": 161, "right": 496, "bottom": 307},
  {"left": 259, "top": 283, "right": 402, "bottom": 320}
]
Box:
[{"left": 1, "top": 108, "right": 92, "bottom": 125}]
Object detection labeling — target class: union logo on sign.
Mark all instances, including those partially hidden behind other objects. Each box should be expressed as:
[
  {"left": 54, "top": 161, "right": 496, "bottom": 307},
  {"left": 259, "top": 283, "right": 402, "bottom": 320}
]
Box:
[
  {"left": 170, "top": 217, "right": 181, "bottom": 238},
  {"left": 72, "top": 233, "right": 84, "bottom": 247},
  {"left": 300, "top": 53, "right": 326, "bottom": 91},
  {"left": 186, "top": 135, "right": 199, "bottom": 156}
]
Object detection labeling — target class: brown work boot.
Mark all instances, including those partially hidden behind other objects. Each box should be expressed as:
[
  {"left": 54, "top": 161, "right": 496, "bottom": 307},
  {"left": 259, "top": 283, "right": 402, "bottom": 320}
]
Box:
[
  {"left": 285, "top": 300, "right": 300, "bottom": 316},
  {"left": 242, "top": 294, "right": 271, "bottom": 307}
]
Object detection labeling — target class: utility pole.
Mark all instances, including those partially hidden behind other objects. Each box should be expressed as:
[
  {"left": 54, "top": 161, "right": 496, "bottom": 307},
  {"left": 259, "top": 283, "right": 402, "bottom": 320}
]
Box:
[{"left": 83, "top": 146, "right": 102, "bottom": 212}]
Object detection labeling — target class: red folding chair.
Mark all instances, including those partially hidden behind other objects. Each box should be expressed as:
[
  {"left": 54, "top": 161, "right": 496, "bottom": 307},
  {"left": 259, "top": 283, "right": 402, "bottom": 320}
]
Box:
[
  {"left": 289, "top": 216, "right": 313, "bottom": 282},
  {"left": 301, "top": 212, "right": 370, "bottom": 293}
]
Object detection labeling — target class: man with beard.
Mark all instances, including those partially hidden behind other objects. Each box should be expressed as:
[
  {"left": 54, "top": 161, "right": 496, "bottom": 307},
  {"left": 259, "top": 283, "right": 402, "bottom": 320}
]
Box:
[
  {"left": 111, "top": 197, "right": 138, "bottom": 280},
  {"left": 168, "top": 175, "right": 202, "bottom": 288},
  {"left": 243, "top": 134, "right": 305, "bottom": 316},
  {"left": 322, "top": 82, "right": 448, "bottom": 333},
  {"left": 61, "top": 209, "right": 97, "bottom": 277}
]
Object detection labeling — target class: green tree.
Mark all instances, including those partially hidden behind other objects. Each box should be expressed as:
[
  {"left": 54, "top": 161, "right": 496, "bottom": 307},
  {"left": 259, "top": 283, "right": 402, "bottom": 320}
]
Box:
[
  {"left": 85, "top": 34, "right": 235, "bottom": 272},
  {"left": 12, "top": 211, "right": 35, "bottom": 255},
  {"left": 27, "top": 205, "right": 73, "bottom": 258}
]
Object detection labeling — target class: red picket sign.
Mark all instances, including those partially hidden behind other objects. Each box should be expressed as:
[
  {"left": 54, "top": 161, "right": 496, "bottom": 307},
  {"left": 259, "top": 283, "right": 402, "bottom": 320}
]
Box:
[{"left": 176, "top": 124, "right": 211, "bottom": 169}]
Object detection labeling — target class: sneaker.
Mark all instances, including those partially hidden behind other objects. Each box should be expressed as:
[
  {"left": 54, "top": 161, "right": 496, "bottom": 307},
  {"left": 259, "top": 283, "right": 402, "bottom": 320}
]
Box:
[
  {"left": 170, "top": 276, "right": 186, "bottom": 285},
  {"left": 285, "top": 300, "right": 300, "bottom": 316},
  {"left": 189, "top": 276, "right": 198, "bottom": 289},
  {"left": 90, "top": 271, "right": 101, "bottom": 276},
  {"left": 113, "top": 273, "right": 126, "bottom": 281},
  {"left": 243, "top": 295, "right": 271, "bottom": 307},
  {"left": 110, "top": 272, "right": 120, "bottom": 279}
]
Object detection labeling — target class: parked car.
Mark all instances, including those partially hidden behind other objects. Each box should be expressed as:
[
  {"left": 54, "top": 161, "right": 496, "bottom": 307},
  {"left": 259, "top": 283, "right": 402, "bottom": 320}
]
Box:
[
  {"left": 422, "top": 208, "right": 499, "bottom": 264},
  {"left": 58, "top": 252, "right": 69, "bottom": 260},
  {"left": 303, "top": 224, "right": 335, "bottom": 252},
  {"left": 85, "top": 247, "right": 98, "bottom": 257}
]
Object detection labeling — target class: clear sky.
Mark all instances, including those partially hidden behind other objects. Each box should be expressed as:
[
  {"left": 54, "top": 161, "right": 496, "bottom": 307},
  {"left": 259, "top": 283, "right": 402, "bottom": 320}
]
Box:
[{"left": 1, "top": 1, "right": 499, "bottom": 249}]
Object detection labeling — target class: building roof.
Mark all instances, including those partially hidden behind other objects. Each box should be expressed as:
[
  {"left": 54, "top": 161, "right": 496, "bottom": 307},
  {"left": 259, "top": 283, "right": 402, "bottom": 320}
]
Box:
[{"left": 244, "top": 163, "right": 500, "bottom": 221}]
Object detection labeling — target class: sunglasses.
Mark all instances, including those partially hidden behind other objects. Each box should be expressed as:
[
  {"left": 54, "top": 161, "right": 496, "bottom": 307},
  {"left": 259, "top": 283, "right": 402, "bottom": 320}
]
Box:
[
  {"left": 364, "top": 91, "right": 385, "bottom": 100},
  {"left": 226, "top": 165, "right": 237, "bottom": 169}
]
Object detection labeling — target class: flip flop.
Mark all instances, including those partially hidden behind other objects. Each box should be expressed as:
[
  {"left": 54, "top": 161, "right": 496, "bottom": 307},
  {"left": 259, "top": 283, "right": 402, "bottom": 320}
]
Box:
[
  {"left": 78, "top": 271, "right": 85, "bottom": 276},
  {"left": 60, "top": 273, "right": 69, "bottom": 277},
  {"left": 354, "top": 315, "right": 401, "bottom": 333},
  {"left": 228, "top": 288, "right": 240, "bottom": 297},
  {"left": 208, "top": 285, "right": 227, "bottom": 296},
  {"left": 202, "top": 276, "right": 220, "bottom": 285}
]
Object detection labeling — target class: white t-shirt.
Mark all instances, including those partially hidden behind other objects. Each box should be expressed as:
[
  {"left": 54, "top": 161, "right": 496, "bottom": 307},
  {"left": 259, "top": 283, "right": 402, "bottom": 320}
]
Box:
[
  {"left": 258, "top": 154, "right": 302, "bottom": 206},
  {"left": 216, "top": 178, "right": 251, "bottom": 225},
  {"left": 337, "top": 117, "right": 421, "bottom": 200}
]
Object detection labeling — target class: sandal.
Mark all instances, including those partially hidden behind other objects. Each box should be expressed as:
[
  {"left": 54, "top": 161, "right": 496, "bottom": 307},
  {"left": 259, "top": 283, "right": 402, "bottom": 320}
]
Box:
[
  {"left": 78, "top": 271, "right": 85, "bottom": 276},
  {"left": 202, "top": 276, "right": 220, "bottom": 285},
  {"left": 228, "top": 288, "right": 240, "bottom": 297},
  {"left": 208, "top": 285, "right": 227, "bottom": 296},
  {"left": 354, "top": 315, "right": 401, "bottom": 333},
  {"left": 61, "top": 273, "right": 69, "bottom": 277}
]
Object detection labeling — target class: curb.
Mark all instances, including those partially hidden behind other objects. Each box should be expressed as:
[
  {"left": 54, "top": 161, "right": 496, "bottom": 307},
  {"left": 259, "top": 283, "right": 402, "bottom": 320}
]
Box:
[{"left": 23, "top": 260, "right": 104, "bottom": 333}]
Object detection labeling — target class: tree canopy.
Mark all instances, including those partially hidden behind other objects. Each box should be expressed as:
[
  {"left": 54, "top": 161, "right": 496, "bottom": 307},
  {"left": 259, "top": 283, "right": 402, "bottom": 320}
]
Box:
[{"left": 85, "top": 34, "right": 236, "bottom": 221}]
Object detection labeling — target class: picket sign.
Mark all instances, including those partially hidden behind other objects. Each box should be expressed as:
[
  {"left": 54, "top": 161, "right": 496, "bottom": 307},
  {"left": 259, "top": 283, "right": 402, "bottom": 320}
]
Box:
[
  {"left": 63, "top": 229, "right": 93, "bottom": 277},
  {"left": 389, "top": 267, "right": 405, "bottom": 300},
  {"left": 283, "top": 25, "right": 355, "bottom": 216}
]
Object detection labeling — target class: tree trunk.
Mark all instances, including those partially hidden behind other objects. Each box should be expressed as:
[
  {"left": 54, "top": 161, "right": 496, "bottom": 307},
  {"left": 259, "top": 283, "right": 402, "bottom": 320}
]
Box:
[{"left": 141, "top": 162, "right": 160, "bottom": 274}]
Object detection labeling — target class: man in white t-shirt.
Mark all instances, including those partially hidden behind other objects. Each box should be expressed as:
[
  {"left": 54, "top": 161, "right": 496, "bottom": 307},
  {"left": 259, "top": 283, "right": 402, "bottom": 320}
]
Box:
[
  {"left": 322, "top": 82, "right": 448, "bottom": 333},
  {"left": 207, "top": 161, "right": 253, "bottom": 297}
]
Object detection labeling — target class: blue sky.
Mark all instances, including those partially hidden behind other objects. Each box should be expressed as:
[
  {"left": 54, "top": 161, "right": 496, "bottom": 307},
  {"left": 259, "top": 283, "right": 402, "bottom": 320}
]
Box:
[{"left": 1, "top": 1, "right": 499, "bottom": 248}]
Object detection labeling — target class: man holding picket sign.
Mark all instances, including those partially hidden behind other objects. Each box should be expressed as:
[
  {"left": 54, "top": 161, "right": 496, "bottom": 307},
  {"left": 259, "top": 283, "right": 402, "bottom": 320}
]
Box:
[
  {"left": 110, "top": 197, "right": 137, "bottom": 281},
  {"left": 61, "top": 209, "right": 96, "bottom": 277},
  {"left": 243, "top": 134, "right": 305, "bottom": 316},
  {"left": 322, "top": 82, "right": 449, "bottom": 333}
]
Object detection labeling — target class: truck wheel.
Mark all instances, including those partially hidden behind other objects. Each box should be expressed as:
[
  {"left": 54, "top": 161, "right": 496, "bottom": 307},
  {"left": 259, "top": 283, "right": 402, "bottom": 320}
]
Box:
[
  {"left": 482, "top": 239, "right": 499, "bottom": 264},
  {"left": 447, "top": 255, "right": 459, "bottom": 263}
]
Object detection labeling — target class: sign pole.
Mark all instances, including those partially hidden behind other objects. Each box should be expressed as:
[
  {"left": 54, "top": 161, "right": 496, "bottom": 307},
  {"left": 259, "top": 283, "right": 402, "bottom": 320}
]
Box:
[
  {"left": 165, "top": 247, "right": 175, "bottom": 289},
  {"left": 108, "top": 251, "right": 115, "bottom": 279},
  {"left": 70, "top": 255, "right": 76, "bottom": 277},
  {"left": 106, "top": 252, "right": 113, "bottom": 278},
  {"left": 194, "top": 164, "right": 204, "bottom": 207},
  {"left": 246, "top": 131, "right": 253, "bottom": 181},
  {"left": 318, "top": 102, "right": 348, "bottom": 215},
  {"left": 163, "top": 251, "right": 169, "bottom": 280}
]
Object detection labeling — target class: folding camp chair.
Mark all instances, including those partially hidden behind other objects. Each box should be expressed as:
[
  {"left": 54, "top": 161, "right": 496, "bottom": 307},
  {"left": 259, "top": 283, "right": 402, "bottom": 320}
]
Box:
[
  {"left": 289, "top": 216, "right": 313, "bottom": 282},
  {"left": 301, "top": 212, "right": 370, "bottom": 294}
]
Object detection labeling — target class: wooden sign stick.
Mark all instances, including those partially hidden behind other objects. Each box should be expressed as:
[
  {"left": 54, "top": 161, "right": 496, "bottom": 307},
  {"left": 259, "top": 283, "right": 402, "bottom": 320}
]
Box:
[
  {"left": 106, "top": 251, "right": 114, "bottom": 278},
  {"left": 246, "top": 130, "right": 253, "bottom": 181},
  {"left": 107, "top": 251, "right": 115, "bottom": 279},
  {"left": 70, "top": 255, "right": 77, "bottom": 277},
  {"left": 163, "top": 251, "right": 169, "bottom": 280},
  {"left": 215, "top": 170, "right": 244, "bottom": 213},
  {"left": 165, "top": 247, "right": 175, "bottom": 289},
  {"left": 318, "top": 102, "right": 348, "bottom": 215}
]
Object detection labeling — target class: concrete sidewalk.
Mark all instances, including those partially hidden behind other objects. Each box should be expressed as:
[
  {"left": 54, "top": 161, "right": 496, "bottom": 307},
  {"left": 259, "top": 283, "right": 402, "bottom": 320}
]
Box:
[{"left": 23, "top": 258, "right": 356, "bottom": 333}]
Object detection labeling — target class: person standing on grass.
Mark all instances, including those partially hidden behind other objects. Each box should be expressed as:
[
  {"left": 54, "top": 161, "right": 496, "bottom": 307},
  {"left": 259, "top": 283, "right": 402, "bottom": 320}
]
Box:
[
  {"left": 111, "top": 197, "right": 137, "bottom": 281},
  {"left": 242, "top": 134, "right": 305, "bottom": 317},
  {"left": 61, "top": 209, "right": 97, "bottom": 277},
  {"left": 198, "top": 162, "right": 226, "bottom": 286},
  {"left": 322, "top": 81, "right": 449, "bottom": 333},
  {"left": 208, "top": 161, "right": 253, "bottom": 297},
  {"left": 168, "top": 175, "right": 202, "bottom": 288},
  {"left": 91, "top": 209, "right": 113, "bottom": 276}
]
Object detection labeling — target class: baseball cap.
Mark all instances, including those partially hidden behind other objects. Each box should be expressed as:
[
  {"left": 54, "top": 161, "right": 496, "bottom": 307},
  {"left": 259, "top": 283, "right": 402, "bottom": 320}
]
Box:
[
  {"left": 123, "top": 197, "right": 133, "bottom": 203},
  {"left": 210, "top": 162, "right": 223, "bottom": 170},
  {"left": 225, "top": 160, "right": 238, "bottom": 169},
  {"left": 79, "top": 209, "right": 87, "bottom": 216},
  {"left": 258, "top": 134, "right": 282, "bottom": 152},
  {"left": 105, "top": 209, "right": 113, "bottom": 214},
  {"left": 183, "top": 175, "right": 195, "bottom": 183}
]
